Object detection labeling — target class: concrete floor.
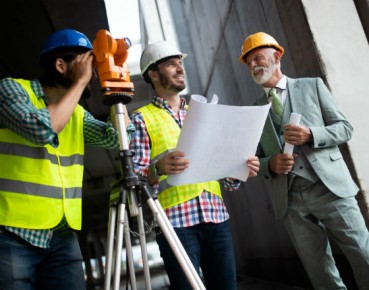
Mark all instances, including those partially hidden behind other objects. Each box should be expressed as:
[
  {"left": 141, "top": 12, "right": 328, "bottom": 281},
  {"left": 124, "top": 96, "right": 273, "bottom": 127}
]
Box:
[
  {"left": 87, "top": 251, "right": 358, "bottom": 290},
  {"left": 237, "top": 277, "right": 310, "bottom": 290},
  {"left": 115, "top": 272, "right": 312, "bottom": 290}
]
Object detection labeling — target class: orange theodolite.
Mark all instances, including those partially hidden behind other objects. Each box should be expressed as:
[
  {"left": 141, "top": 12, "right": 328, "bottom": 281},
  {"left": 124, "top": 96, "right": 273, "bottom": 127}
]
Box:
[{"left": 92, "top": 29, "right": 134, "bottom": 105}]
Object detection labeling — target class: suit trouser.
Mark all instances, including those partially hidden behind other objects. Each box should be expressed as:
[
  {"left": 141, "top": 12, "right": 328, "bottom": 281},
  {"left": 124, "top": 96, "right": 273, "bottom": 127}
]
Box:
[{"left": 283, "top": 178, "right": 369, "bottom": 290}]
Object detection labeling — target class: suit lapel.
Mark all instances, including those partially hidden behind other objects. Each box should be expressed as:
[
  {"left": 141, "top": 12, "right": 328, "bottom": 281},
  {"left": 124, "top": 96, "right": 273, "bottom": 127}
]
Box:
[{"left": 287, "top": 78, "right": 303, "bottom": 116}]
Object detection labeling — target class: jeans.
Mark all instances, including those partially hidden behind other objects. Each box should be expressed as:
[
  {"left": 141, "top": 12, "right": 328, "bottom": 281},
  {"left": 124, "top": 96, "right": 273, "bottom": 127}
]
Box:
[
  {"left": 284, "top": 179, "right": 369, "bottom": 290},
  {"left": 0, "top": 228, "right": 86, "bottom": 290},
  {"left": 156, "top": 220, "right": 237, "bottom": 290}
]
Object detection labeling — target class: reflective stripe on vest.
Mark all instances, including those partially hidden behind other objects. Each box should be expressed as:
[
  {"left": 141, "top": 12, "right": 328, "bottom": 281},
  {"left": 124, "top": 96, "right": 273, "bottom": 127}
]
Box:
[
  {"left": 136, "top": 104, "right": 222, "bottom": 209},
  {"left": 0, "top": 142, "right": 83, "bottom": 166},
  {"left": 0, "top": 178, "right": 81, "bottom": 199},
  {"left": 0, "top": 78, "right": 85, "bottom": 230}
]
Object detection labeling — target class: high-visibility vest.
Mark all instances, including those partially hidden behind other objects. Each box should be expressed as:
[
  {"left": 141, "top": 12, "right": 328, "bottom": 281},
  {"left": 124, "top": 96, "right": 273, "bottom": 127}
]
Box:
[
  {"left": 136, "top": 103, "right": 222, "bottom": 209},
  {"left": 0, "top": 78, "right": 85, "bottom": 230}
]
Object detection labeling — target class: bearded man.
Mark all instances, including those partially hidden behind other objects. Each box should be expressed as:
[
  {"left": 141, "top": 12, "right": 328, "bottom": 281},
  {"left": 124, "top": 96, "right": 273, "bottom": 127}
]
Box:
[
  {"left": 130, "top": 41, "right": 260, "bottom": 290},
  {"left": 240, "top": 32, "right": 369, "bottom": 290},
  {"left": 0, "top": 29, "right": 132, "bottom": 290}
]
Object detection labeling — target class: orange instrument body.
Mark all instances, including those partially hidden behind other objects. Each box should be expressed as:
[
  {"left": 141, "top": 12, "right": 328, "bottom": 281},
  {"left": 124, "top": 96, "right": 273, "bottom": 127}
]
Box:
[{"left": 92, "top": 29, "right": 134, "bottom": 96}]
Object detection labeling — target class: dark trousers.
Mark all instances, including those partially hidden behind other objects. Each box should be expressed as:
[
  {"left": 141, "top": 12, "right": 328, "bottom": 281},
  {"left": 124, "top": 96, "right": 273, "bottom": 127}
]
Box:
[
  {"left": 0, "top": 229, "right": 86, "bottom": 290},
  {"left": 156, "top": 220, "right": 237, "bottom": 290}
]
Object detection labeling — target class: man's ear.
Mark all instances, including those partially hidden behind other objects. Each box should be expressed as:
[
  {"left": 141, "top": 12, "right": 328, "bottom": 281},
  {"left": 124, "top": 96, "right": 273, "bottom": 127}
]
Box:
[
  {"left": 55, "top": 58, "right": 68, "bottom": 74},
  {"left": 273, "top": 51, "right": 282, "bottom": 64},
  {"left": 148, "top": 70, "right": 158, "bottom": 82}
]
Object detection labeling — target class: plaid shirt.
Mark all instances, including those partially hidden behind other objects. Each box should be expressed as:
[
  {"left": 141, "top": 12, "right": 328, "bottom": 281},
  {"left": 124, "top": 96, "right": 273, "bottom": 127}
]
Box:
[
  {"left": 0, "top": 78, "right": 134, "bottom": 248},
  {"left": 130, "top": 96, "right": 240, "bottom": 228}
]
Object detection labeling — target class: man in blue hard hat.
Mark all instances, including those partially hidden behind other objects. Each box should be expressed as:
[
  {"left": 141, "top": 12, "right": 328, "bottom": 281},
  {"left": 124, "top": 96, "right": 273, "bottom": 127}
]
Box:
[{"left": 0, "top": 29, "right": 133, "bottom": 290}]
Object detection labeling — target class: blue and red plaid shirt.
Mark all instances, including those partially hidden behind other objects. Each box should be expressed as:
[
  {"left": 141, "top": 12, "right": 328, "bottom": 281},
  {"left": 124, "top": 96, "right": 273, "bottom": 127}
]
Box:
[{"left": 130, "top": 96, "right": 240, "bottom": 228}]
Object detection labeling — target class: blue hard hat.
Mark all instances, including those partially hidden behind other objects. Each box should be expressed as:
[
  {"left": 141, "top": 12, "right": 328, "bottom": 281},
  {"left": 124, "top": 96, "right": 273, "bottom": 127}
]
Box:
[{"left": 40, "top": 29, "right": 92, "bottom": 59}]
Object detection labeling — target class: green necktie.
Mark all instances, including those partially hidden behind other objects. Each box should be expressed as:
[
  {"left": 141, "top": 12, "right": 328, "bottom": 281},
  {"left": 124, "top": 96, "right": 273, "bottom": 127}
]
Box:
[{"left": 269, "top": 88, "right": 284, "bottom": 122}]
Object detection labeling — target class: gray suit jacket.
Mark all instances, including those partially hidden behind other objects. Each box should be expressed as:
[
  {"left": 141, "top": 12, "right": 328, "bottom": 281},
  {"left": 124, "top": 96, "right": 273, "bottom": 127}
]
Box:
[{"left": 256, "top": 77, "right": 359, "bottom": 219}]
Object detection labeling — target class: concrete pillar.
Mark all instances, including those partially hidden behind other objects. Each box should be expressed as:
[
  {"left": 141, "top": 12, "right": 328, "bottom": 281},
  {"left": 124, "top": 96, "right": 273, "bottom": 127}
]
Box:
[{"left": 301, "top": 0, "right": 369, "bottom": 218}]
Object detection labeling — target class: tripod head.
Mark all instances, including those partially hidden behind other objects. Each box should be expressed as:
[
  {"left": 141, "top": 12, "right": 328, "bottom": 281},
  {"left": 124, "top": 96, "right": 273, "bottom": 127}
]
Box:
[{"left": 92, "top": 29, "right": 134, "bottom": 106}]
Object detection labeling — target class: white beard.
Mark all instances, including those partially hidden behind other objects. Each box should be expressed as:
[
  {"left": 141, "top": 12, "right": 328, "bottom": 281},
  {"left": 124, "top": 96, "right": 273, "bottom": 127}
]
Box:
[{"left": 251, "top": 59, "right": 276, "bottom": 85}]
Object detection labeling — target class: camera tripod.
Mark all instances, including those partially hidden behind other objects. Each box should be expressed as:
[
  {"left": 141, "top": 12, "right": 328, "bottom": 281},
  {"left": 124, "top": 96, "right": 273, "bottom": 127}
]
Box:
[{"left": 102, "top": 92, "right": 206, "bottom": 290}]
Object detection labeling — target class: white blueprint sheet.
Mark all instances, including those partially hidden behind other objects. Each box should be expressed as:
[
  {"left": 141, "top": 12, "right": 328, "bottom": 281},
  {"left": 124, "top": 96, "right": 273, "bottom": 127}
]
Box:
[{"left": 167, "top": 94, "right": 271, "bottom": 186}]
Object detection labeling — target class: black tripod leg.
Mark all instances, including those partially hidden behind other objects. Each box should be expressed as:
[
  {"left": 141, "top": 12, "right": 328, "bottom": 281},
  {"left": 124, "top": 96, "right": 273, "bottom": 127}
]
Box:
[
  {"left": 124, "top": 210, "right": 137, "bottom": 289},
  {"left": 136, "top": 196, "right": 152, "bottom": 289}
]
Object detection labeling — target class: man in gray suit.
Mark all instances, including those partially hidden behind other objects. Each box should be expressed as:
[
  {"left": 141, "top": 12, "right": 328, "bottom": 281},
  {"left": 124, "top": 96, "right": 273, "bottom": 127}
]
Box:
[{"left": 240, "top": 32, "right": 369, "bottom": 289}]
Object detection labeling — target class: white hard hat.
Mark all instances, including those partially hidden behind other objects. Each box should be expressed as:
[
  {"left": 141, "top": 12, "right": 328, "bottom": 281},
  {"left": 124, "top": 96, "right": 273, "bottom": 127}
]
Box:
[{"left": 140, "top": 40, "right": 187, "bottom": 76}]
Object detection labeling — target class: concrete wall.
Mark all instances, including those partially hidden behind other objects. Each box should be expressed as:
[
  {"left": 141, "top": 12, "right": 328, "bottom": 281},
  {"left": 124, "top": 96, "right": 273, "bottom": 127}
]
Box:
[
  {"left": 300, "top": 0, "right": 369, "bottom": 214},
  {"left": 169, "top": 0, "right": 367, "bottom": 287}
]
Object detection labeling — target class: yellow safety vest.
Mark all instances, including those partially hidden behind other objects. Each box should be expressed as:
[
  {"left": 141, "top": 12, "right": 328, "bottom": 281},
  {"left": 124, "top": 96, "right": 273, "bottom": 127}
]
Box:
[
  {"left": 137, "top": 103, "right": 222, "bottom": 209},
  {"left": 0, "top": 79, "right": 85, "bottom": 230}
]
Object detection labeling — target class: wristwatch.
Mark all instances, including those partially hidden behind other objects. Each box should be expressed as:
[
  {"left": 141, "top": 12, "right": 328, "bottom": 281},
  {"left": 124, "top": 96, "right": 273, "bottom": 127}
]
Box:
[{"left": 149, "top": 160, "right": 162, "bottom": 178}]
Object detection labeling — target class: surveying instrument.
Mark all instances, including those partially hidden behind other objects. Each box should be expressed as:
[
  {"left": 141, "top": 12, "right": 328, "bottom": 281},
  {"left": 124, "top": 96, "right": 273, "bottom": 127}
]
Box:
[{"left": 92, "top": 29, "right": 206, "bottom": 290}]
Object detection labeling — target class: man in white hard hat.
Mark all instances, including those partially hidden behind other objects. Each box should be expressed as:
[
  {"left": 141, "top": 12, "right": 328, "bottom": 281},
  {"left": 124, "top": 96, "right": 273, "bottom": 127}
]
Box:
[
  {"left": 130, "top": 40, "right": 259, "bottom": 290},
  {"left": 240, "top": 32, "right": 369, "bottom": 289}
]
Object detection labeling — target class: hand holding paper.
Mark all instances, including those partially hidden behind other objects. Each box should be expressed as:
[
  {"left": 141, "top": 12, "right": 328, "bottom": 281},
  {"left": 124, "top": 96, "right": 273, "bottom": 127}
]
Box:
[{"left": 166, "top": 94, "right": 270, "bottom": 186}]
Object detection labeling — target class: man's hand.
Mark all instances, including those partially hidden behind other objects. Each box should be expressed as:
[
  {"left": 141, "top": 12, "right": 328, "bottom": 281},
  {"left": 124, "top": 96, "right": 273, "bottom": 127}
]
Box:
[
  {"left": 283, "top": 124, "right": 312, "bottom": 146},
  {"left": 247, "top": 156, "right": 260, "bottom": 177},
  {"left": 70, "top": 51, "right": 95, "bottom": 86},
  {"left": 269, "top": 153, "right": 295, "bottom": 175},
  {"left": 156, "top": 151, "right": 190, "bottom": 175},
  {"left": 47, "top": 51, "right": 95, "bottom": 134}
]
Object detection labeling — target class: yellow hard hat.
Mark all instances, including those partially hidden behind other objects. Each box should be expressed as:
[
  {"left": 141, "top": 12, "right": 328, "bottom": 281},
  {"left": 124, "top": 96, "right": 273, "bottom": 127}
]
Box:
[{"left": 239, "top": 32, "right": 284, "bottom": 64}]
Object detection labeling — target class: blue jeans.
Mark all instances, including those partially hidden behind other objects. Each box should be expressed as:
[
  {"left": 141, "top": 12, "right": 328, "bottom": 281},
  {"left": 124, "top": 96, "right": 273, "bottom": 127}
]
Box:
[
  {"left": 284, "top": 179, "right": 369, "bottom": 290},
  {"left": 156, "top": 220, "right": 237, "bottom": 290},
  {"left": 0, "top": 229, "right": 86, "bottom": 290}
]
